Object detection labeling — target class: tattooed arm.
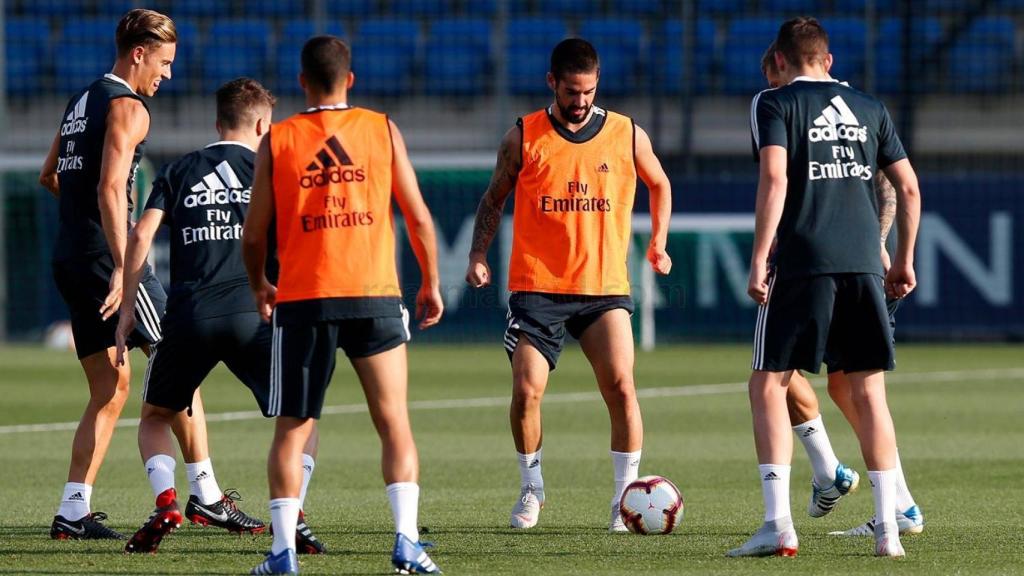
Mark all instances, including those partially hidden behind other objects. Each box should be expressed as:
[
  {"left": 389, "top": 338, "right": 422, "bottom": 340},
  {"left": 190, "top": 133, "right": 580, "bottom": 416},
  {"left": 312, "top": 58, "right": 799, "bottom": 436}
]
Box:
[
  {"left": 876, "top": 171, "right": 897, "bottom": 272},
  {"left": 465, "top": 126, "right": 522, "bottom": 288}
]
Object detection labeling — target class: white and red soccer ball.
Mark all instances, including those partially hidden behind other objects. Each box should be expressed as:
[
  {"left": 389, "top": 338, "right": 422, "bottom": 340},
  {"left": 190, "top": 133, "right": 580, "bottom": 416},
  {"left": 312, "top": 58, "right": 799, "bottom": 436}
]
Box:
[{"left": 619, "top": 475, "right": 684, "bottom": 535}]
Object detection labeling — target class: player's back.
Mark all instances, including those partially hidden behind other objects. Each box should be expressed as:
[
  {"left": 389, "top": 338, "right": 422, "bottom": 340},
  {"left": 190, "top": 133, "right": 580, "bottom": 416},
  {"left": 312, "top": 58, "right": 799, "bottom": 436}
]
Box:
[
  {"left": 54, "top": 74, "right": 149, "bottom": 262},
  {"left": 149, "top": 142, "right": 263, "bottom": 322},
  {"left": 751, "top": 79, "right": 906, "bottom": 279}
]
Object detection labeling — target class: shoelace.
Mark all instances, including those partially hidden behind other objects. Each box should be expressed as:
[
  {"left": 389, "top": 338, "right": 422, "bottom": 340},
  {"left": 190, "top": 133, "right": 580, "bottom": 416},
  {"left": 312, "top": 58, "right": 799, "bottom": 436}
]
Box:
[
  {"left": 221, "top": 489, "right": 243, "bottom": 511},
  {"left": 89, "top": 512, "right": 109, "bottom": 523}
]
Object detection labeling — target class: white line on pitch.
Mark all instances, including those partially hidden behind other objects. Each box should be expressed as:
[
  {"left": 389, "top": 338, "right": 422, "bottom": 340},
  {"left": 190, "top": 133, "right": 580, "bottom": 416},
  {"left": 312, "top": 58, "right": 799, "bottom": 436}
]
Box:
[{"left": 1, "top": 367, "right": 1022, "bottom": 435}]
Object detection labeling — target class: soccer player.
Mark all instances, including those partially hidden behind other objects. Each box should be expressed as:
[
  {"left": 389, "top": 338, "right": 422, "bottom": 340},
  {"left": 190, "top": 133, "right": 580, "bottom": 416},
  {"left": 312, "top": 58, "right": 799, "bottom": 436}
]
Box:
[
  {"left": 728, "top": 17, "right": 921, "bottom": 558},
  {"left": 242, "top": 36, "right": 443, "bottom": 575},
  {"left": 465, "top": 38, "right": 673, "bottom": 532},
  {"left": 114, "top": 78, "right": 326, "bottom": 555},
  {"left": 38, "top": 9, "right": 179, "bottom": 540},
  {"left": 761, "top": 43, "right": 924, "bottom": 537}
]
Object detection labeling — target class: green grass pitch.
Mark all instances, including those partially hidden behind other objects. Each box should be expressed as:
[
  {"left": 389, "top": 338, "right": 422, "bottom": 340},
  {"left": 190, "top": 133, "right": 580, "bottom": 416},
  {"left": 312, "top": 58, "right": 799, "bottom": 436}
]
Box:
[{"left": 1, "top": 343, "right": 1022, "bottom": 574}]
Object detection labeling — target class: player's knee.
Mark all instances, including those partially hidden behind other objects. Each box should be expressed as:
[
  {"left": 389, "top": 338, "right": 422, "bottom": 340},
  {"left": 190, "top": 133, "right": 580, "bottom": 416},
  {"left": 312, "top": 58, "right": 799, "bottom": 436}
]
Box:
[
  {"left": 511, "top": 380, "right": 545, "bottom": 412},
  {"left": 602, "top": 374, "right": 636, "bottom": 406}
]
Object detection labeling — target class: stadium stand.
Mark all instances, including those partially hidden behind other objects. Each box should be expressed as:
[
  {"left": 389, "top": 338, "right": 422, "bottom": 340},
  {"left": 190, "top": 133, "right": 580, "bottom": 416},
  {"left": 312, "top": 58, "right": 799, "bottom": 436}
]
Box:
[
  {"left": 579, "top": 18, "right": 646, "bottom": 97},
  {"left": 353, "top": 19, "right": 420, "bottom": 96},
  {"left": 276, "top": 20, "right": 349, "bottom": 96},
  {"left": 202, "top": 20, "right": 272, "bottom": 92},
  {"left": 819, "top": 17, "right": 866, "bottom": 87},
  {"left": 424, "top": 19, "right": 493, "bottom": 95},
  {"left": 949, "top": 17, "right": 1017, "bottom": 93},
  {"left": 4, "top": 18, "right": 49, "bottom": 95},
  {"left": 506, "top": 17, "right": 569, "bottom": 95},
  {"left": 325, "top": 0, "right": 378, "bottom": 18},
  {"left": 657, "top": 18, "right": 716, "bottom": 94},
  {"left": 875, "top": 17, "right": 943, "bottom": 94},
  {"left": 721, "top": 18, "right": 779, "bottom": 94},
  {"left": 55, "top": 19, "right": 111, "bottom": 95}
]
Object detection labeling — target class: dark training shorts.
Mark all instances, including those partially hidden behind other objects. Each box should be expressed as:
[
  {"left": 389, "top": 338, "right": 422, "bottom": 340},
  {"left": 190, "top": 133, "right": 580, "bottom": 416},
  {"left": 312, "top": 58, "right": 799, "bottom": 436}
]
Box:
[
  {"left": 751, "top": 273, "right": 895, "bottom": 374},
  {"left": 824, "top": 297, "right": 901, "bottom": 374},
  {"left": 143, "top": 311, "right": 272, "bottom": 415},
  {"left": 504, "top": 291, "right": 635, "bottom": 371},
  {"left": 53, "top": 254, "right": 166, "bottom": 359},
  {"left": 268, "top": 307, "right": 411, "bottom": 419}
]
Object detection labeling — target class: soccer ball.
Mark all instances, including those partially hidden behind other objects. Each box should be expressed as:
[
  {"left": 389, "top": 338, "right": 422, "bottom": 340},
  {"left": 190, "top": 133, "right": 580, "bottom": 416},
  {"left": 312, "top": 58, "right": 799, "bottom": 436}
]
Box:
[{"left": 619, "top": 475, "right": 684, "bottom": 535}]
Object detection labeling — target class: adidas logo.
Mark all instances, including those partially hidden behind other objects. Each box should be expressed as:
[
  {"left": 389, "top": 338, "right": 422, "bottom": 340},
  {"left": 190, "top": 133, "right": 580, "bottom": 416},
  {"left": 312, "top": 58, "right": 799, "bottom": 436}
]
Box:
[
  {"left": 808, "top": 95, "right": 867, "bottom": 143},
  {"left": 68, "top": 491, "right": 85, "bottom": 501},
  {"left": 597, "top": 163, "right": 610, "bottom": 173},
  {"left": 146, "top": 467, "right": 156, "bottom": 476},
  {"left": 185, "top": 160, "right": 250, "bottom": 207},
  {"left": 194, "top": 471, "right": 210, "bottom": 481},
  {"left": 300, "top": 135, "right": 365, "bottom": 188},
  {"left": 801, "top": 426, "right": 817, "bottom": 438},
  {"left": 303, "top": 464, "right": 313, "bottom": 473},
  {"left": 60, "top": 91, "right": 89, "bottom": 136},
  {"left": 763, "top": 472, "right": 780, "bottom": 481},
  {"left": 528, "top": 459, "right": 540, "bottom": 469}
]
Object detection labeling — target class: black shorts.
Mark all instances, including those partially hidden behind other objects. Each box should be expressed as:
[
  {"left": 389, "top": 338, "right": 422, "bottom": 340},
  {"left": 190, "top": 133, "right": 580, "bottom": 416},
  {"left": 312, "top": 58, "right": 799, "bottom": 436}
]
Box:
[
  {"left": 751, "top": 273, "right": 894, "bottom": 374},
  {"left": 143, "top": 312, "right": 272, "bottom": 415},
  {"left": 268, "top": 307, "right": 411, "bottom": 419},
  {"left": 53, "top": 254, "right": 166, "bottom": 359},
  {"left": 824, "top": 298, "right": 901, "bottom": 374},
  {"left": 504, "top": 292, "right": 635, "bottom": 371}
]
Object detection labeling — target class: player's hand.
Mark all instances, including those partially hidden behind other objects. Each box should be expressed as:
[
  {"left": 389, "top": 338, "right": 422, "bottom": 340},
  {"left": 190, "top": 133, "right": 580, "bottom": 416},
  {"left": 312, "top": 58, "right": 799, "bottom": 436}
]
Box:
[
  {"left": 253, "top": 279, "right": 277, "bottom": 323},
  {"left": 880, "top": 243, "right": 892, "bottom": 275},
  {"left": 885, "top": 261, "right": 916, "bottom": 299},
  {"left": 100, "top": 267, "right": 123, "bottom": 321},
  {"left": 465, "top": 254, "right": 492, "bottom": 288},
  {"left": 416, "top": 284, "right": 444, "bottom": 329},
  {"left": 114, "top": 312, "right": 135, "bottom": 366},
  {"left": 747, "top": 260, "right": 771, "bottom": 305},
  {"left": 647, "top": 244, "right": 672, "bottom": 275}
]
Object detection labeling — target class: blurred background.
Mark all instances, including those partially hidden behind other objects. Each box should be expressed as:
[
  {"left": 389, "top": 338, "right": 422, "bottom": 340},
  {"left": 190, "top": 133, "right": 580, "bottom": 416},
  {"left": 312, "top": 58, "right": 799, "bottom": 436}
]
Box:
[{"left": 0, "top": 0, "right": 1021, "bottom": 346}]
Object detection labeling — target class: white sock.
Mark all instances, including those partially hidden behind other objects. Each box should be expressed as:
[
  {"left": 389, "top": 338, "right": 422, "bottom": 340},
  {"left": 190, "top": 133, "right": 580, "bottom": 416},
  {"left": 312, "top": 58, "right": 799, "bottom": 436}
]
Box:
[
  {"left": 792, "top": 415, "right": 840, "bottom": 488},
  {"left": 57, "top": 482, "right": 92, "bottom": 521},
  {"left": 893, "top": 450, "right": 917, "bottom": 513},
  {"left": 518, "top": 449, "right": 543, "bottom": 489},
  {"left": 869, "top": 470, "right": 898, "bottom": 533},
  {"left": 759, "top": 464, "right": 791, "bottom": 522},
  {"left": 299, "top": 454, "right": 315, "bottom": 509},
  {"left": 386, "top": 482, "right": 420, "bottom": 542},
  {"left": 270, "top": 497, "right": 300, "bottom": 555},
  {"left": 144, "top": 454, "right": 176, "bottom": 499},
  {"left": 610, "top": 450, "right": 642, "bottom": 507},
  {"left": 185, "top": 458, "right": 221, "bottom": 505}
]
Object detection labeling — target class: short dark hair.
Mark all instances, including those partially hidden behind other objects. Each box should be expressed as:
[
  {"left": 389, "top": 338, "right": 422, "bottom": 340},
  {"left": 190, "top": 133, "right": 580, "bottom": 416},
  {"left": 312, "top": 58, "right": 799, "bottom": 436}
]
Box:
[
  {"left": 301, "top": 35, "right": 351, "bottom": 93},
  {"left": 216, "top": 77, "right": 275, "bottom": 130},
  {"left": 115, "top": 8, "right": 176, "bottom": 57},
  {"left": 761, "top": 40, "right": 778, "bottom": 76},
  {"left": 775, "top": 17, "right": 829, "bottom": 69},
  {"left": 550, "top": 38, "right": 600, "bottom": 81}
]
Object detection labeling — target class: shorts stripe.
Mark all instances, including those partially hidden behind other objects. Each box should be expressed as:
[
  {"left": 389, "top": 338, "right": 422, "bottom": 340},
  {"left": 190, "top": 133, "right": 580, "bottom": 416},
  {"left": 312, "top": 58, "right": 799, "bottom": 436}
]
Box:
[
  {"left": 400, "top": 305, "right": 411, "bottom": 342},
  {"left": 270, "top": 313, "right": 282, "bottom": 416},
  {"left": 751, "top": 274, "right": 777, "bottom": 370},
  {"left": 136, "top": 283, "right": 162, "bottom": 341},
  {"left": 141, "top": 346, "right": 157, "bottom": 402}
]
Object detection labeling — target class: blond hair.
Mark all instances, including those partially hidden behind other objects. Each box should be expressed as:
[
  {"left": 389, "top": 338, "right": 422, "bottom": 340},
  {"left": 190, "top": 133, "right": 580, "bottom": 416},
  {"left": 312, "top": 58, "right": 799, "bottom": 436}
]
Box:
[{"left": 116, "top": 9, "right": 176, "bottom": 57}]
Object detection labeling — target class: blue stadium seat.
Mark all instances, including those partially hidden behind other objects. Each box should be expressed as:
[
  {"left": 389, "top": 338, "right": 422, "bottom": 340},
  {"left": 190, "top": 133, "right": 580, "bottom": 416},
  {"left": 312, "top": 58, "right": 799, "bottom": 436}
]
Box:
[
  {"left": 579, "top": 18, "right": 645, "bottom": 97},
  {"left": 544, "top": 0, "right": 594, "bottom": 15},
  {"left": 56, "top": 20, "right": 113, "bottom": 95},
  {"left": 5, "top": 18, "right": 49, "bottom": 96},
  {"left": 841, "top": 0, "right": 897, "bottom": 13},
  {"left": 95, "top": 0, "right": 139, "bottom": 19},
  {"left": 696, "top": 0, "right": 748, "bottom": 15},
  {"left": 325, "top": 0, "right": 377, "bottom": 17},
  {"left": 276, "top": 20, "right": 348, "bottom": 95},
  {"left": 656, "top": 18, "right": 716, "bottom": 95},
  {"left": 424, "top": 19, "right": 492, "bottom": 95},
  {"left": 353, "top": 19, "right": 420, "bottom": 96},
  {"left": 389, "top": 0, "right": 452, "bottom": 17},
  {"left": 820, "top": 18, "right": 866, "bottom": 87},
  {"left": 759, "top": 0, "right": 818, "bottom": 13},
  {"left": 202, "top": 21, "right": 271, "bottom": 92},
  {"left": 721, "top": 18, "right": 778, "bottom": 94},
  {"left": 160, "top": 20, "right": 198, "bottom": 95},
  {"left": 949, "top": 17, "right": 1017, "bottom": 93},
  {"left": 875, "top": 17, "right": 942, "bottom": 94},
  {"left": 506, "top": 18, "right": 568, "bottom": 95},
  {"left": 16, "top": 0, "right": 80, "bottom": 17},
  {"left": 607, "top": 0, "right": 672, "bottom": 16},
  {"left": 246, "top": 0, "right": 309, "bottom": 18},
  {"left": 156, "top": 0, "right": 232, "bottom": 18}
]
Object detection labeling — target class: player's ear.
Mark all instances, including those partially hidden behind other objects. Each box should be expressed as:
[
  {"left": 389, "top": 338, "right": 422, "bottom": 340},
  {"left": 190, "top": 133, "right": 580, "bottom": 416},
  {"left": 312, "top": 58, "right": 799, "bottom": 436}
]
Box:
[
  {"left": 346, "top": 71, "right": 354, "bottom": 90},
  {"left": 298, "top": 72, "right": 307, "bottom": 92},
  {"left": 773, "top": 50, "right": 786, "bottom": 73},
  {"left": 215, "top": 119, "right": 222, "bottom": 135},
  {"left": 131, "top": 45, "right": 146, "bottom": 65},
  {"left": 546, "top": 72, "right": 556, "bottom": 92},
  {"left": 823, "top": 53, "right": 833, "bottom": 74}
]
